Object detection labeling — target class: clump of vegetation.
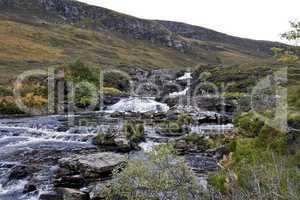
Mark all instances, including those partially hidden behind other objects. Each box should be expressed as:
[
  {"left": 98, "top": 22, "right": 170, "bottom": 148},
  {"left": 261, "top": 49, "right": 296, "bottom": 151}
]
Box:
[
  {"left": 22, "top": 92, "right": 48, "bottom": 110},
  {"left": 106, "top": 144, "right": 207, "bottom": 200},
  {"left": 177, "top": 112, "right": 193, "bottom": 126},
  {"left": 208, "top": 108, "right": 300, "bottom": 199},
  {"left": 123, "top": 121, "right": 145, "bottom": 143},
  {"left": 221, "top": 92, "right": 246, "bottom": 97},
  {"left": 158, "top": 113, "right": 193, "bottom": 136},
  {"left": 103, "top": 71, "right": 130, "bottom": 92},
  {"left": 234, "top": 112, "right": 265, "bottom": 137},
  {"left": 103, "top": 87, "right": 122, "bottom": 96},
  {"left": 0, "top": 97, "right": 24, "bottom": 115},
  {"left": 185, "top": 133, "right": 211, "bottom": 149},
  {"left": 64, "top": 59, "right": 99, "bottom": 84},
  {"left": 93, "top": 133, "right": 116, "bottom": 146}
]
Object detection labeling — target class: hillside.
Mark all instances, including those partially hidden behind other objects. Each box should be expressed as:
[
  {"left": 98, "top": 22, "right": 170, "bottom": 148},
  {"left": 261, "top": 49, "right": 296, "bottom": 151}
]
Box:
[{"left": 0, "top": 0, "right": 286, "bottom": 83}]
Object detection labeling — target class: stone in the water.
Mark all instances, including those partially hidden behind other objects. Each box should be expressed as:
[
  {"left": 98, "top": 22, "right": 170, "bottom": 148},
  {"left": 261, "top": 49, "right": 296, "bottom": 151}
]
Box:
[
  {"left": 23, "top": 180, "right": 37, "bottom": 193},
  {"left": 58, "top": 152, "right": 126, "bottom": 179},
  {"left": 39, "top": 192, "right": 63, "bottom": 200},
  {"left": 8, "top": 165, "right": 37, "bottom": 181},
  {"left": 185, "top": 154, "right": 219, "bottom": 173}
]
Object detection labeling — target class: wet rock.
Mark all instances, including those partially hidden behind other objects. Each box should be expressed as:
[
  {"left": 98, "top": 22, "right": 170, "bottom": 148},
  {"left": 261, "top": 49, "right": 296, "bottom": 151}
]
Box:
[
  {"left": 89, "top": 181, "right": 111, "bottom": 200},
  {"left": 8, "top": 165, "right": 37, "bottom": 181},
  {"left": 23, "top": 180, "right": 37, "bottom": 193},
  {"left": 185, "top": 154, "right": 219, "bottom": 173},
  {"left": 58, "top": 152, "right": 126, "bottom": 179},
  {"left": 39, "top": 192, "right": 63, "bottom": 200},
  {"left": 59, "top": 188, "right": 90, "bottom": 200},
  {"left": 54, "top": 175, "right": 87, "bottom": 188},
  {"left": 213, "top": 145, "right": 230, "bottom": 160},
  {"left": 174, "top": 134, "right": 210, "bottom": 154}
]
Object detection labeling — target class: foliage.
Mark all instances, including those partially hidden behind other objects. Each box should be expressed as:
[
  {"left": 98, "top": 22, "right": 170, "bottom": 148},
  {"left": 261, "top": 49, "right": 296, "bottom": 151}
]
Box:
[
  {"left": 209, "top": 108, "right": 300, "bottom": 199},
  {"left": 103, "top": 72, "right": 130, "bottom": 92},
  {"left": 106, "top": 144, "right": 207, "bottom": 200},
  {"left": 0, "top": 97, "right": 24, "bottom": 114},
  {"left": 281, "top": 21, "right": 300, "bottom": 41},
  {"left": 123, "top": 121, "right": 145, "bottom": 143},
  {"left": 103, "top": 87, "right": 122, "bottom": 96},
  {"left": 94, "top": 133, "right": 116, "bottom": 146},
  {"left": 22, "top": 92, "right": 47, "bottom": 109},
  {"left": 177, "top": 113, "right": 193, "bottom": 126},
  {"left": 234, "top": 112, "right": 265, "bottom": 137},
  {"left": 221, "top": 92, "right": 246, "bottom": 97},
  {"left": 0, "top": 85, "right": 13, "bottom": 96},
  {"left": 64, "top": 59, "right": 99, "bottom": 84}
]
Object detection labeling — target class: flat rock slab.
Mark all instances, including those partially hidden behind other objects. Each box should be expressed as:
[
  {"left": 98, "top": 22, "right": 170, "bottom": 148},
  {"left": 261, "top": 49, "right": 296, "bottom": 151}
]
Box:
[{"left": 58, "top": 152, "right": 126, "bottom": 179}]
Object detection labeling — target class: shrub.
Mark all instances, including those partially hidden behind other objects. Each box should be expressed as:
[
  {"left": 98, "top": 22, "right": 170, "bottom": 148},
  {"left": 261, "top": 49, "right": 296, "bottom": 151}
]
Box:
[
  {"left": 255, "top": 125, "right": 288, "bottom": 154},
  {"left": 123, "top": 121, "right": 145, "bottom": 143},
  {"left": 0, "top": 97, "right": 24, "bottom": 115},
  {"left": 103, "top": 71, "right": 130, "bottom": 92},
  {"left": 103, "top": 87, "right": 122, "bottom": 96},
  {"left": 64, "top": 59, "right": 99, "bottom": 84},
  {"left": 234, "top": 112, "right": 265, "bottom": 137},
  {"left": 22, "top": 93, "right": 47, "bottom": 109},
  {"left": 106, "top": 144, "right": 207, "bottom": 200},
  {"left": 208, "top": 172, "right": 228, "bottom": 194},
  {"left": 0, "top": 85, "right": 13, "bottom": 96},
  {"left": 93, "top": 133, "right": 116, "bottom": 146},
  {"left": 177, "top": 113, "right": 193, "bottom": 126}
]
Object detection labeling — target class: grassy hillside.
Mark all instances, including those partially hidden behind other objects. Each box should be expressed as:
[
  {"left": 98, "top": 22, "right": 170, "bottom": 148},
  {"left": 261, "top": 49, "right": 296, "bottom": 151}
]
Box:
[{"left": 0, "top": 0, "right": 281, "bottom": 84}]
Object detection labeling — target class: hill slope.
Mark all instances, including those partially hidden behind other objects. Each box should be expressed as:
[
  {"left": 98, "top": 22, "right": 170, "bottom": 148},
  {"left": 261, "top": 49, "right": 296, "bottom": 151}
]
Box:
[{"left": 0, "top": 0, "right": 285, "bottom": 83}]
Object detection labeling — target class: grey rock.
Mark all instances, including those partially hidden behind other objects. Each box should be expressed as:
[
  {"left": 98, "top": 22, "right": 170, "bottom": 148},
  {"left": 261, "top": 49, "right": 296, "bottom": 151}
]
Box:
[{"left": 58, "top": 152, "right": 126, "bottom": 179}]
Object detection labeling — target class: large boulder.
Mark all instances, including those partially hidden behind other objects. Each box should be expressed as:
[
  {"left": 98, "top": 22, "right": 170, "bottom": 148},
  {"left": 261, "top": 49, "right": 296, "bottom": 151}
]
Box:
[{"left": 58, "top": 152, "right": 126, "bottom": 179}]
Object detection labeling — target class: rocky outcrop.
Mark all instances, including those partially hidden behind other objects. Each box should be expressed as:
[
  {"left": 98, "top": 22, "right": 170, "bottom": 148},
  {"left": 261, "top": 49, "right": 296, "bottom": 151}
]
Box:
[{"left": 57, "top": 152, "right": 126, "bottom": 179}]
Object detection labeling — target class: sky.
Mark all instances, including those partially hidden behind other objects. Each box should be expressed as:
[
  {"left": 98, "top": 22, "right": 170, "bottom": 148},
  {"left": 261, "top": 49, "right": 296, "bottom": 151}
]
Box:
[{"left": 77, "top": 0, "right": 299, "bottom": 43}]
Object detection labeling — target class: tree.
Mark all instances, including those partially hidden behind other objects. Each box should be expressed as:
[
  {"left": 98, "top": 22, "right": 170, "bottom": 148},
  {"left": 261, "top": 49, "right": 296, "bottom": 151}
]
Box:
[{"left": 272, "top": 20, "right": 300, "bottom": 64}]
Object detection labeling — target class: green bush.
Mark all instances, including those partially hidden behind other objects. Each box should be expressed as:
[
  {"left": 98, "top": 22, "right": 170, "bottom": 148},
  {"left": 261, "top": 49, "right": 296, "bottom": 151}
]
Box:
[
  {"left": 103, "top": 87, "right": 122, "bottom": 96},
  {"left": 106, "top": 144, "right": 207, "bottom": 200},
  {"left": 177, "top": 113, "right": 193, "bottom": 126},
  {"left": 185, "top": 133, "right": 211, "bottom": 149},
  {"left": 0, "top": 97, "right": 24, "bottom": 115},
  {"left": 0, "top": 85, "right": 12, "bottom": 96},
  {"left": 234, "top": 112, "right": 265, "bottom": 137},
  {"left": 65, "top": 59, "right": 99, "bottom": 84},
  {"left": 208, "top": 172, "right": 228, "bottom": 194},
  {"left": 94, "top": 133, "right": 116, "bottom": 146},
  {"left": 123, "top": 121, "right": 145, "bottom": 143}
]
